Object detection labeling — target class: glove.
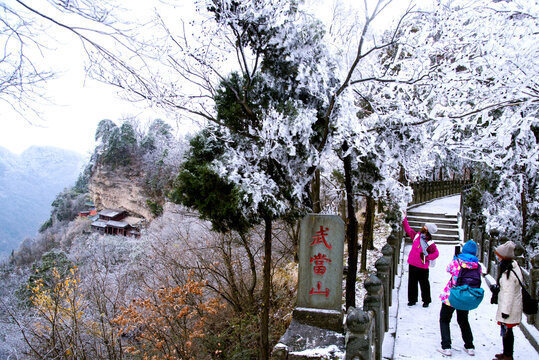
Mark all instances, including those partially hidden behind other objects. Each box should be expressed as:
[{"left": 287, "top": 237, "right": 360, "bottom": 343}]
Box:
[
  {"left": 501, "top": 313, "right": 509, "bottom": 319},
  {"left": 489, "top": 285, "right": 500, "bottom": 304}
]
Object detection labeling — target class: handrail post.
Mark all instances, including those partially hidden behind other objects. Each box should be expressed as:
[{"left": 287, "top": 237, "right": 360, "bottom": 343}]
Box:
[
  {"left": 531, "top": 255, "right": 539, "bottom": 326},
  {"left": 363, "top": 275, "right": 384, "bottom": 360},
  {"left": 345, "top": 307, "right": 375, "bottom": 360}
]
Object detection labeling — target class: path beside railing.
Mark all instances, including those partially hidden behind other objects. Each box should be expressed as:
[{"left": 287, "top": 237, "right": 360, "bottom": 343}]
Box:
[
  {"left": 384, "top": 195, "right": 538, "bottom": 359},
  {"left": 387, "top": 242, "right": 537, "bottom": 359}
]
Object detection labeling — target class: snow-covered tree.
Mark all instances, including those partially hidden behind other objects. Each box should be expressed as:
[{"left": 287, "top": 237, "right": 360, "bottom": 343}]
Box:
[
  {"left": 166, "top": 2, "right": 343, "bottom": 355},
  {"left": 340, "top": 0, "right": 537, "bottom": 245}
]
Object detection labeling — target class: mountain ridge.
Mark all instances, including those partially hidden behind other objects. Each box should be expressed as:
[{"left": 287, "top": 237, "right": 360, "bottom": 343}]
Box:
[{"left": 0, "top": 146, "right": 86, "bottom": 255}]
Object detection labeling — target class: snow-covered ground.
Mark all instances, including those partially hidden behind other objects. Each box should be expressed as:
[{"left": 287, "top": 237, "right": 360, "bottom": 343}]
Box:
[
  {"left": 384, "top": 195, "right": 538, "bottom": 360},
  {"left": 410, "top": 195, "right": 461, "bottom": 216}
]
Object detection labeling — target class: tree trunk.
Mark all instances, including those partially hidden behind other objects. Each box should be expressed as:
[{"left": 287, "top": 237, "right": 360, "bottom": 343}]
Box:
[
  {"left": 399, "top": 163, "right": 407, "bottom": 185},
  {"left": 343, "top": 142, "right": 358, "bottom": 310},
  {"left": 239, "top": 232, "right": 257, "bottom": 305},
  {"left": 361, "top": 195, "right": 375, "bottom": 271},
  {"left": 311, "top": 168, "right": 321, "bottom": 213},
  {"left": 521, "top": 177, "right": 528, "bottom": 242},
  {"left": 260, "top": 215, "right": 272, "bottom": 360},
  {"left": 363, "top": 195, "right": 376, "bottom": 252}
]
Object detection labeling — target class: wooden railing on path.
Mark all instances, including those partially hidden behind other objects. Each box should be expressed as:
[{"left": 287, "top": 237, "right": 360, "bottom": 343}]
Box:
[{"left": 409, "top": 179, "right": 470, "bottom": 205}]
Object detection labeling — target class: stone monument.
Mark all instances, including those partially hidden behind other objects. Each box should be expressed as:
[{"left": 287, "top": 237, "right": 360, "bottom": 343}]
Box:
[{"left": 272, "top": 214, "right": 345, "bottom": 359}]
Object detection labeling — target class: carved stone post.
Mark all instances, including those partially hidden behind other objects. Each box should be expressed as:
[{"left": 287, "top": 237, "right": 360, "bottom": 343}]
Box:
[
  {"left": 514, "top": 243, "right": 526, "bottom": 269},
  {"left": 363, "top": 275, "right": 384, "bottom": 360},
  {"left": 489, "top": 229, "right": 500, "bottom": 278},
  {"left": 375, "top": 255, "right": 391, "bottom": 331},
  {"left": 460, "top": 190, "right": 466, "bottom": 222},
  {"left": 531, "top": 255, "right": 539, "bottom": 326},
  {"left": 384, "top": 239, "right": 397, "bottom": 289},
  {"left": 388, "top": 231, "right": 400, "bottom": 281},
  {"left": 481, "top": 231, "right": 490, "bottom": 272},
  {"left": 345, "top": 307, "right": 375, "bottom": 360}
]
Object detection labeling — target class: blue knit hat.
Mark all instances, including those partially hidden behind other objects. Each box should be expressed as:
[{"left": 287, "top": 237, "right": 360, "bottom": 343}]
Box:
[
  {"left": 462, "top": 240, "right": 477, "bottom": 256},
  {"left": 458, "top": 240, "right": 479, "bottom": 262}
]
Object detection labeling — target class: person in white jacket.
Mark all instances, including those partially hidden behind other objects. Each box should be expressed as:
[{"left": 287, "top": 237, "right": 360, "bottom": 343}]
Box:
[{"left": 491, "top": 241, "right": 523, "bottom": 360}]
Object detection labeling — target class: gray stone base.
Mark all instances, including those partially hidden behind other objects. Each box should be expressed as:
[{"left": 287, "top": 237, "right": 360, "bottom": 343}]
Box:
[
  {"left": 272, "top": 318, "right": 345, "bottom": 360},
  {"left": 293, "top": 307, "right": 343, "bottom": 332}
]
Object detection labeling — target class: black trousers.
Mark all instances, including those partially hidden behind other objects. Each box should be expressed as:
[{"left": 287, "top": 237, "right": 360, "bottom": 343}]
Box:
[
  {"left": 502, "top": 326, "right": 514, "bottom": 356},
  {"left": 408, "top": 264, "right": 431, "bottom": 304},
  {"left": 439, "top": 303, "right": 474, "bottom": 350}
]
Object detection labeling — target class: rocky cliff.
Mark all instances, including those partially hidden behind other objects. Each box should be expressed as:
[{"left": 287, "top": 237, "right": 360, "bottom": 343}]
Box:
[{"left": 88, "top": 164, "right": 155, "bottom": 221}]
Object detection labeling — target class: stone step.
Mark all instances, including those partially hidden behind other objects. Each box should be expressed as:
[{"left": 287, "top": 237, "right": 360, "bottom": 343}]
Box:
[
  {"left": 432, "top": 228, "right": 459, "bottom": 236},
  {"left": 405, "top": 208, "right": 461, "bottom": 243},
  {"left": 432, "top": 233, "right": 460, "bottom": 242},
  {"left": 407, "top": 215, "right": 458, "bottom": 225},
  {"left": 407, "top": 211, "right": 457, "bottom": 219},
  {"left": 434, "top": 238, "right": 461, "bottom": 245},
  {"left": 407, "top": 222, "right": 459, "bottom": 235}
]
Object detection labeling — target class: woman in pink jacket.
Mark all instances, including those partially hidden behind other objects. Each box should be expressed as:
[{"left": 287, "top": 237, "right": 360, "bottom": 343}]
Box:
[{"left": 402, "top": 214, "right": 439, "bottom": 307}]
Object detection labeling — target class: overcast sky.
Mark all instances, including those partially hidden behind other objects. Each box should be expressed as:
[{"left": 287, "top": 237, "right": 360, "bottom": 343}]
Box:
[{"left": 0, "top": 0, "right": 420, "bottom": 156}]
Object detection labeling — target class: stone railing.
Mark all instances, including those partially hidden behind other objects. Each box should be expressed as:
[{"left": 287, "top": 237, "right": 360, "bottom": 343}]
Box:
[
  {"left": 409, "top": 180, "right": 470, "bottom": 205},
  {"left": 344, "top": 230, "right": 401, "bottom": 360},
  {"left": 459, "top": 191, "right": 539, "bottom": 331}
]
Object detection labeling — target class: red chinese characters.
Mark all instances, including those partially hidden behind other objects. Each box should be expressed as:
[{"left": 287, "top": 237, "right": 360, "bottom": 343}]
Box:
[
  {"left": 310, "top": 253, "right": 331, "bottom": 275},
  {"left": 310, "top": 226, "right": 332, "bottom": 249},
  {"left": 309, "top": 225, "right": 332, "bottom": 297},
  {"left": 309, "top": 281, "right": 329, "bottom": 298}
]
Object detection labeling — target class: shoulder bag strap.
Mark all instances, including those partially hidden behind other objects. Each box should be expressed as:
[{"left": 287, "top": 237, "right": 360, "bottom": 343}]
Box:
[
  {"left": 510, "top": 269, "right": 525, "bottom": 289},
  {"left": 452, "top": 259, "right": 462, "bottom": 287}
]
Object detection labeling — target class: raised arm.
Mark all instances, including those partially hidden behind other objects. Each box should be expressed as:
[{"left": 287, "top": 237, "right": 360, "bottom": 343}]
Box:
[{"left": 402, "top": 217, "right": 418, "bottom": 240}]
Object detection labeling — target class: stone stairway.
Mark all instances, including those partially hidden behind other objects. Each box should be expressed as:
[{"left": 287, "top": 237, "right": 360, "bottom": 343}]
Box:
[{"left": 407, "top": 210, "right": 460, "bottom": 244}]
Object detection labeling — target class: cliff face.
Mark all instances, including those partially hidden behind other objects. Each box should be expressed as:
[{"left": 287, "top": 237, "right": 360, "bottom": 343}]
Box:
[{"left": 88, "top": 164, "right": 155, "bottom": 221}]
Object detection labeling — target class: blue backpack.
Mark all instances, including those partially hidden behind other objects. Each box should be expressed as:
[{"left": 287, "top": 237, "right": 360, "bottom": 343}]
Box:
[{"left": 448, "top": 260, "right": 484, "bottom": 311}]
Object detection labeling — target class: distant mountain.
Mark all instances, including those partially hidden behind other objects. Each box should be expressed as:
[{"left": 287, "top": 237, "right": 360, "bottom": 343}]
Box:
[{"left": 0, "top": 146, "right": 86, "bottom": 255}]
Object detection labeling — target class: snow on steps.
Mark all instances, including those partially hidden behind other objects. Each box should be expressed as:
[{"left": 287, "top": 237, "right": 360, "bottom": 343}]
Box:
[{"left": 406, "top": 210, "right": 460, "bottom": 244}]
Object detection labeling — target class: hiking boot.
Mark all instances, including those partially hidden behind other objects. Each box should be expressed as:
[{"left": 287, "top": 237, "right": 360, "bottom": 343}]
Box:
[
  {"left": 423, "top": 302, "right": 430, "bottom": 307},
  {"left": 463, "top": 347, "right": 475, "bottom": 356},
  {"left": 437, "top": 348, "right": 452, "bottom": 356},
  {"left": 493, "top": 355, "right": 512, "bottom": 360},
  {"left": 407, "top": 301, "right": 416, "bottom": 306}
]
